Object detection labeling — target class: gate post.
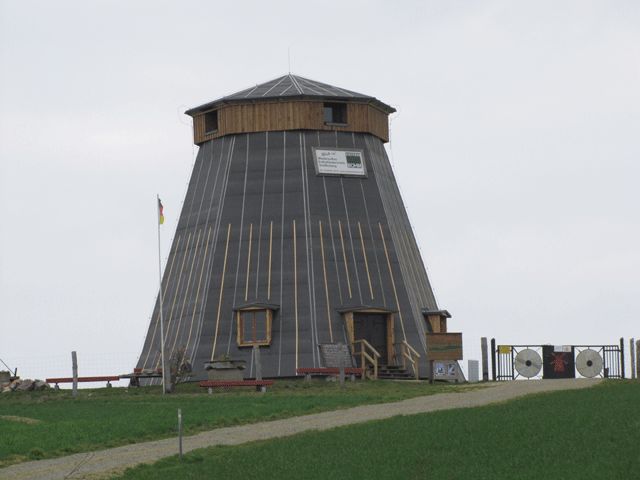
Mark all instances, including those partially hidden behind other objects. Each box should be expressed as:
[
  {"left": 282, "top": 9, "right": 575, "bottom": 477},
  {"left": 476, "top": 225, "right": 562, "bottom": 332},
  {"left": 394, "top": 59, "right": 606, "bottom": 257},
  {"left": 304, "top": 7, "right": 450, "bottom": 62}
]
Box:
[
  {"left": 481, "top": 337, "right": 489, "bottom": 382},
  {"left": 620, "top": 338, "right": 625, "bottom": 378},
  {"left": 636, "top": 340, "right": 640, "bottom": 380},
  {"left": 630, "top": 339, "right": 636, "bottom": 380},
  {"left": 491, "top": 338, "right": 496, "bottom": 381}
]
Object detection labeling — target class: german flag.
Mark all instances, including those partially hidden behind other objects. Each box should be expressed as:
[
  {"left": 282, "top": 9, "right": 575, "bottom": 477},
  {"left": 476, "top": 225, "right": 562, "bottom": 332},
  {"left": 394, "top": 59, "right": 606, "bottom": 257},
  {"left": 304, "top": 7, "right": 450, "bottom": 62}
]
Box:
[{"left": 158, "top": 198, "right": 165, "bottom": 225}]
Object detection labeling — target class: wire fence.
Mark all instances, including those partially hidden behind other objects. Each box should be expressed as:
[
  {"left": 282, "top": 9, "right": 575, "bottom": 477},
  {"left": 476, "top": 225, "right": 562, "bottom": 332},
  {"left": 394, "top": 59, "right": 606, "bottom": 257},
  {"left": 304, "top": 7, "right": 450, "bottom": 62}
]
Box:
[{"left": 1, "top": 352, "right": 140, "bottom": 389}]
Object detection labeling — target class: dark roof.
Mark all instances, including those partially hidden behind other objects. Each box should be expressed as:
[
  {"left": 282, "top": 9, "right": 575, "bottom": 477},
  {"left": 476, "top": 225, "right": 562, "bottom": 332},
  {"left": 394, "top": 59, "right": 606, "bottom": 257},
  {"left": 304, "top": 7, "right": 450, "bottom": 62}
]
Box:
[
  {"left": 233, "top": 302, "right": 280, "bottom": 311},
  {"left": 335, "top": 305, "right": 397, "bottom": 314},
  {"left": 185, "top": 74, "right": 396, "bottom": 115},
  {"left": 421, "top": 309, "right": 452, "bottom": 318}
]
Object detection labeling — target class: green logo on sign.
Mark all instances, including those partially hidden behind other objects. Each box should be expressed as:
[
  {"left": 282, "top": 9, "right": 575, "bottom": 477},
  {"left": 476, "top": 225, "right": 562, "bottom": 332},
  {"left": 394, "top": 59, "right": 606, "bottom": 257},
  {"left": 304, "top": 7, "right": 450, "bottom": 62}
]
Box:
[{"left": 346, "top": 154, "right": 362, "bottom": 168}]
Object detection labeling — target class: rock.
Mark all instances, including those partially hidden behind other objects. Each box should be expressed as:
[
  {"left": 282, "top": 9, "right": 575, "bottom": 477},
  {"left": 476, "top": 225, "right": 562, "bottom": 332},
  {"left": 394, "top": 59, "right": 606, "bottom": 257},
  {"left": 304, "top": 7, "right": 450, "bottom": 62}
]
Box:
[
  {"left": 32, "top": 380, "right": 50, "bottom": 391},
  {"left": 0, "top": 378, "right": 50, "bottom": 393},
  {"left": 17, "top": 379, "right": 34, "bottom": 391}
]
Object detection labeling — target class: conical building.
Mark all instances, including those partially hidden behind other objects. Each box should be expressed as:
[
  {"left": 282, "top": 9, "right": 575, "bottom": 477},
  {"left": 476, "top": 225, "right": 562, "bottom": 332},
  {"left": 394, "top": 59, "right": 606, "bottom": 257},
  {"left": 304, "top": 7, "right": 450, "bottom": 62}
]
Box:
[{"left": 136, "top": 74, "right": 452, "bottom": 381}]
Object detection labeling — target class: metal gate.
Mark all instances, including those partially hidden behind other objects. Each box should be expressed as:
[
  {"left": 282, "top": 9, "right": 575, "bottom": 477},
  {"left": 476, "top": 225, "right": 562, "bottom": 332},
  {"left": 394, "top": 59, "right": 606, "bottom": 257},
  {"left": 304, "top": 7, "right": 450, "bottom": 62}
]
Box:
[{"left": 491, "top": 338, "right": 625, "bottom": 381}]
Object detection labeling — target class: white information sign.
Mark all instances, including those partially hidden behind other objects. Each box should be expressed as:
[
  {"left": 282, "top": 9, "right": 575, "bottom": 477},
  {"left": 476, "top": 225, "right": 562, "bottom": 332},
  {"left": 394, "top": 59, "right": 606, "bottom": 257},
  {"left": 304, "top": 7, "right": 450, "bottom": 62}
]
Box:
[
  {"left": 553, "top": 345, "right": 572, "bottom": 353},
  {"left": 314, "top": 149, "right": 366, "bottom": 177}
]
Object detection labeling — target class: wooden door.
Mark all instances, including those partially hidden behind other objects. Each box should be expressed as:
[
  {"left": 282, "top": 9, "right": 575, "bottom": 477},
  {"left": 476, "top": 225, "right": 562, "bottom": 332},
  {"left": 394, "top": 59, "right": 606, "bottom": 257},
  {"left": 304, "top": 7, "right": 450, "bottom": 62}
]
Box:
[{"left": 353, "top": 313, "right": 388, "bottom": 364}]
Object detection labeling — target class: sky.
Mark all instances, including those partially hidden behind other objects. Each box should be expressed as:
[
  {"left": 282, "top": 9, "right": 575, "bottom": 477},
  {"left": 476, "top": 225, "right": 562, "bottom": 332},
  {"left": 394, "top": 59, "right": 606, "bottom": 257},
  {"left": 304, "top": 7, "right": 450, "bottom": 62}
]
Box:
[{"left": 1, "top": 1, "right": 638, "bottom": 382}]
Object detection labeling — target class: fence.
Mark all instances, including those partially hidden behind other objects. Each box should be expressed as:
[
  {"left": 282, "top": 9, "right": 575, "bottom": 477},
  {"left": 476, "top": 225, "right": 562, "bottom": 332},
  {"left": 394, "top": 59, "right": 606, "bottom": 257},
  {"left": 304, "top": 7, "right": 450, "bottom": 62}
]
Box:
[
  {"left": 1, "top": 352, "right": 140, "bottom": 389},
  {"left": 487, "top": 337, "right": 635, "bottom": 381}
]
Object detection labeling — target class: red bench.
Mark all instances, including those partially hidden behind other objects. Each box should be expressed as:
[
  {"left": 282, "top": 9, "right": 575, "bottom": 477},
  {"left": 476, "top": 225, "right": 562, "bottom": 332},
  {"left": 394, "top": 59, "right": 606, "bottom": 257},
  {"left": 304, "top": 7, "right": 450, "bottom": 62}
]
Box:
[
  {"left": 199, "top": 380, "right": 274, "bottom": 393},
  {"left": 296, "top": 367, "right": 363, "bottom": 381},
  {"left": 46, "top": 376, "right": 120, "bottom": 389}
]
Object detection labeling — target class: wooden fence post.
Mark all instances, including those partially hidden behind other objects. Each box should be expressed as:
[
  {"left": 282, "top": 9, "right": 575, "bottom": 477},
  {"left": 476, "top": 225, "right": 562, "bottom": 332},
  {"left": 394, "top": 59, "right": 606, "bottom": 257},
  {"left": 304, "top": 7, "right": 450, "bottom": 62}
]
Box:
[
  {"left": 636, "top": 340, "right": 640, "bottom": 380},
  {"left": 620, "top": 338, "right": 625, "bottom": 378},
  {"left": 253, "top": 345, "right": 262, "bottom": 381},
  {"left": 178, "top": 408, "right": 183, "bottom": 460},
  {"left": 481, "top": 337, "right": 489, "bottom": 382},
  {"left": 630, "top": 339, "right": 636, "bottom": 380},
  {"left": 490, "top": 338, "right": 496, "bottom": 381},
  {"left": 71, "top": 351, "right": 78, "bottom": 398}
]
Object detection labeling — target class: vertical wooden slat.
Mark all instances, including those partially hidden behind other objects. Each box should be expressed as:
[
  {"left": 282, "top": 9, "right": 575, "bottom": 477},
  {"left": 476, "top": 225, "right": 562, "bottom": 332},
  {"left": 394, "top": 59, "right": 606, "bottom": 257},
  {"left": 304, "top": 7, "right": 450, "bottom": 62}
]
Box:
[
  {"left": 211, "top": 224, "right": 232, "bottom": 360},
  {"left": 338, "top": 220, "right": 352, "bottom": 299},
  {"left": 387, "top": 314, "right": 395, "bottom": 365},
  {"left": 192, "top": 101, "right": 390, "bottom": 144},
  {"left": 319, "top": 220, "right": 333, "bottom": 343}
]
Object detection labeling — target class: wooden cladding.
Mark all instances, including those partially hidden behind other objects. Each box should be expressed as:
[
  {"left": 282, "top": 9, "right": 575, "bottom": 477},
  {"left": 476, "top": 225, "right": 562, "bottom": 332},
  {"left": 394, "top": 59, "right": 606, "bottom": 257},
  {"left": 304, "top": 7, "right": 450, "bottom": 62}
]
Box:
[
  {"left": 192, "top": 100, "right": 389, "bottom": 144},
  {"left": 426, "top": 333, "right": 463, "bottom": 361},
  {"left": 426, "top": 314, "right": 448, "bottom": 334}
]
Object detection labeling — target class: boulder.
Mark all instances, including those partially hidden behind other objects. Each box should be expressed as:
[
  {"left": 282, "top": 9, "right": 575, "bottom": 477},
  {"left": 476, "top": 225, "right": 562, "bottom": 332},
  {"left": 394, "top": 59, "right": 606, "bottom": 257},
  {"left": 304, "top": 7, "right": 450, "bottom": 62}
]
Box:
[
  {"left": 16, "top": 379, "right": 34, "bottom": 391},
  {"left": 33, "top": 380, "right": 50, "bottom": 391}
]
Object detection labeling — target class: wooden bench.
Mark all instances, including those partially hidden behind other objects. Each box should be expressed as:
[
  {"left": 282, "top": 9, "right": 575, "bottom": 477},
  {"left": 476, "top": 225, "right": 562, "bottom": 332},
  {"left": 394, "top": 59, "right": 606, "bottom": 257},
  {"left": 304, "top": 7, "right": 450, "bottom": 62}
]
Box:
[
  {"left": 46, "top": 376, "right": 120, "bottom": 389},
  {"left": 199, "top": 380, "right": 274, "bottom": 393},
  {"left": 296, "top": 367, "right": 363, "bottom": 381},
  {"left": 120, "top": 369, "right": 163, "bottom": 387}
]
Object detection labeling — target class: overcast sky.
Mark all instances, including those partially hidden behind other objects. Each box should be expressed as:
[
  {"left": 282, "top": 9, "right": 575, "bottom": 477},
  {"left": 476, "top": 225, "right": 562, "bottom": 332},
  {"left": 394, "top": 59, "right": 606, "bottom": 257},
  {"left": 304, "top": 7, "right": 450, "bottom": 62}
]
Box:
[{"left": 1, "top": 1, "right": 638, "bottom": 380}]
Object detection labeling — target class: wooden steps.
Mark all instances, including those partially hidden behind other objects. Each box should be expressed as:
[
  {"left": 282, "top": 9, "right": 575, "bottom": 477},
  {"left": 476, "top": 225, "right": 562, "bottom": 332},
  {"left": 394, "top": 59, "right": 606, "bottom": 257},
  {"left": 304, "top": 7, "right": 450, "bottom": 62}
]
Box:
[{"left": 376, "top": 365, "right": 415, "bottom": 380}]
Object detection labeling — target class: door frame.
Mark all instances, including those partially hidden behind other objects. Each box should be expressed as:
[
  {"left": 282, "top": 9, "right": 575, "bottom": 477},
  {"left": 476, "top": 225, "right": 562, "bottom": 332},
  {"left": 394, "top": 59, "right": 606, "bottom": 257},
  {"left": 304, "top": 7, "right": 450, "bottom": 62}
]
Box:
[{"left": 341, "top": 307, "right": 396, "bottom": 365}]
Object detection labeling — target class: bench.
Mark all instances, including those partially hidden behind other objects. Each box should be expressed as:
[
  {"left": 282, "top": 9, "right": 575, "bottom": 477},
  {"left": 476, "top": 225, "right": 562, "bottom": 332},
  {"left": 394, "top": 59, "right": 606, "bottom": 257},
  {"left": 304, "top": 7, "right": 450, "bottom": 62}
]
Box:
[
  {"left": 296, "top": 367, "right": 363, "bottom": 381},
  {"left": 199, "top": 380, "right": 274, "bottom": 394},
  {"left": 120, "top": 369, "right": 163, "bottom": 387},
  {"left": 46, "top": 376, "right": 121, "bottom": 389}
]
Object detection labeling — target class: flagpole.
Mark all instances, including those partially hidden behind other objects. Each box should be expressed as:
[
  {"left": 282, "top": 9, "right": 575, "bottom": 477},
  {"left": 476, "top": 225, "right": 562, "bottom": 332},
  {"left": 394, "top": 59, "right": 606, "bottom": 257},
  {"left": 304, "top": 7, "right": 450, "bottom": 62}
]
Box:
[{"left": 157, "top": 194, "right": 167, "bottom": 395}]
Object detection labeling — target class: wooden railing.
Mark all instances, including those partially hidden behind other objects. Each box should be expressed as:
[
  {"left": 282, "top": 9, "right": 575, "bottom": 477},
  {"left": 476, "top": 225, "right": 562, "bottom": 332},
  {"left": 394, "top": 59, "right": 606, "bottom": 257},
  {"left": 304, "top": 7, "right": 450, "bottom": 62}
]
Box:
[
  {"left": 352, "top": 339, "right": 381, "bottom": 379},
  {"left": 396, "top": 340, "right": 421, "bottom": 380}
]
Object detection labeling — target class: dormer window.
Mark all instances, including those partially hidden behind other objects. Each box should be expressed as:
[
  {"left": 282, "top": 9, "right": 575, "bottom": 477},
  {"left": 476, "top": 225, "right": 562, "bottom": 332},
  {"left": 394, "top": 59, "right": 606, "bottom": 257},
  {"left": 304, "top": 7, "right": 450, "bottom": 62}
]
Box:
[
  {"left": 323, "top": 102, "right": 347, "bottom": 125},
  {"left": 204, "top": 110, "right": 218, "bottom": 133},
  {"left": 234, "top": 304, "right": 278, "bottom": 347}
]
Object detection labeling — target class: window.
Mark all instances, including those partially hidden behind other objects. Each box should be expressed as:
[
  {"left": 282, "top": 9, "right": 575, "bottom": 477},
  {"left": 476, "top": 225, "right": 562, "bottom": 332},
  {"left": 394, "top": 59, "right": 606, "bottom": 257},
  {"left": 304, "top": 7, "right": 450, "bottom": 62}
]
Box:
[
  {"left": 323, "top": 102, "right": 347, "bottom": 124},
  {"left": 237, "top": 309, "right": 272, "bottom": 346},
  {"left": 204, "top": 110, "right": 218, "bottom": 133}
]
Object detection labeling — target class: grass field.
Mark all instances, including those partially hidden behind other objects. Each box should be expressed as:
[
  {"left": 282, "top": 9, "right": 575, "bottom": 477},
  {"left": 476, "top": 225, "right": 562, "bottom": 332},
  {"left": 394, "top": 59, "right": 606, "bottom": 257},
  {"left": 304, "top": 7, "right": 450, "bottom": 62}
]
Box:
[
  {"left": 0, "top": 379, "right": 466, "bottom": 467},
  {"left": 117, "top": 381, "right": 640, "bottom": 480}
]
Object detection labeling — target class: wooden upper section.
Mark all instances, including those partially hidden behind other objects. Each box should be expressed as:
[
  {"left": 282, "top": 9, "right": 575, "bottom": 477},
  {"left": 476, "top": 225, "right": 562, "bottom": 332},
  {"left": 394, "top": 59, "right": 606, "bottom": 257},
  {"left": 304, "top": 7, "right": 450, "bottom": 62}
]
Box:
[
  {"left": 186, "top": 74, "right": 394, "bottom": 144},
  {"left": 190, "top": 100, "right": 390, "bottom": 144}
]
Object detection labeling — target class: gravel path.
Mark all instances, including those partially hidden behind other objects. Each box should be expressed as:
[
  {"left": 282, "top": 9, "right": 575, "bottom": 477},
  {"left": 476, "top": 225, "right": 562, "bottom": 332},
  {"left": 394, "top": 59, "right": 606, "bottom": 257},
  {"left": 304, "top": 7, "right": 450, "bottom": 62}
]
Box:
[{"left": 2, "top": 379, "right": 600, "bottom": 479}]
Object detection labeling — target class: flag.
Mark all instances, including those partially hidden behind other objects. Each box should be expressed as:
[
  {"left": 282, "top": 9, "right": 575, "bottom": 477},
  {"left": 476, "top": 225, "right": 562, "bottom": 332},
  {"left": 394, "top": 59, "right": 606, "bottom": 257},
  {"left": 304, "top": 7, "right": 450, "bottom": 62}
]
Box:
[{"left": 158, "top": 198, "right": 165, "bottom": 225}]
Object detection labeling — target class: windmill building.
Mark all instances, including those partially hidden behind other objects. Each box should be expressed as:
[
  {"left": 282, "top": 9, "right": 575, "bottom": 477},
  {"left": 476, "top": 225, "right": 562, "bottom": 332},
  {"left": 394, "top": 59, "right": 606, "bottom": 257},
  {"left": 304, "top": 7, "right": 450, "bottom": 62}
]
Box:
[{"left": 136, "top": 74, "right": 455, "bottom": 381}]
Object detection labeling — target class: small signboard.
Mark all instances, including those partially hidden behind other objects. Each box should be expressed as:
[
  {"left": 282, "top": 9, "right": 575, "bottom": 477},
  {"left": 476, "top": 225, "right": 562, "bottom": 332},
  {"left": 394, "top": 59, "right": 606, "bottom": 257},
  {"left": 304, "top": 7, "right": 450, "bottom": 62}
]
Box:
[
  {"left": 498, "top": 345, "right": 512, "bottom": 355},
  {"left": 313, "top": 148, "right": 367, "bottom": 177},
  {"left": 426, "top": 333, "right": 463, "bottom": 361},
  {"left": 433, "top": 361, "right": 458, "bottom": 381},
  {"left": 318, "top": 343, "right": 353, "bottom": 368}
]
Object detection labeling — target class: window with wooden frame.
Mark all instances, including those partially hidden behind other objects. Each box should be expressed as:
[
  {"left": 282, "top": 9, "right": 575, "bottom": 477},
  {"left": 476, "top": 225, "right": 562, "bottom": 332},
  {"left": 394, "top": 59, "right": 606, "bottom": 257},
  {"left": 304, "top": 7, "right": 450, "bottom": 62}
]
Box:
[
  {"left": 204, "top": 110, "right": 218, "bottom": 133},
  {"left": 323, "top": 102, "right": 348, "bottom": 125},
  {"left": 236, "top": 308, "right": 273, "bottom": 347}
]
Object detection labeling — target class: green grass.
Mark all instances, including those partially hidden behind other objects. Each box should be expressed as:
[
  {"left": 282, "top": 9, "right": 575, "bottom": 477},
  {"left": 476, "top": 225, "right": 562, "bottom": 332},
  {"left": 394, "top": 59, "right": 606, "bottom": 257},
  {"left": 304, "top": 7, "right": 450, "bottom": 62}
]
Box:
[
  {"left": 0, "top": 379, "right": 468, "bottom": 467},
  {"left": 117, "top": 381, "right": 640, "bottom": 480}
]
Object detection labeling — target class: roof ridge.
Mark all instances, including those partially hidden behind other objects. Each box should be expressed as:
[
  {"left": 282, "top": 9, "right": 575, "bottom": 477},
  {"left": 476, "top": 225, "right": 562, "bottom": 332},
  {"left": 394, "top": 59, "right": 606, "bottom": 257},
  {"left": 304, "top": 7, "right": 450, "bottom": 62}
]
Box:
[
  {"left": 288, "top": 73, "right": 303, "bottom": 94},
  {"left": 185, "top": 74, "right": 396, "bottom": 116}
]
